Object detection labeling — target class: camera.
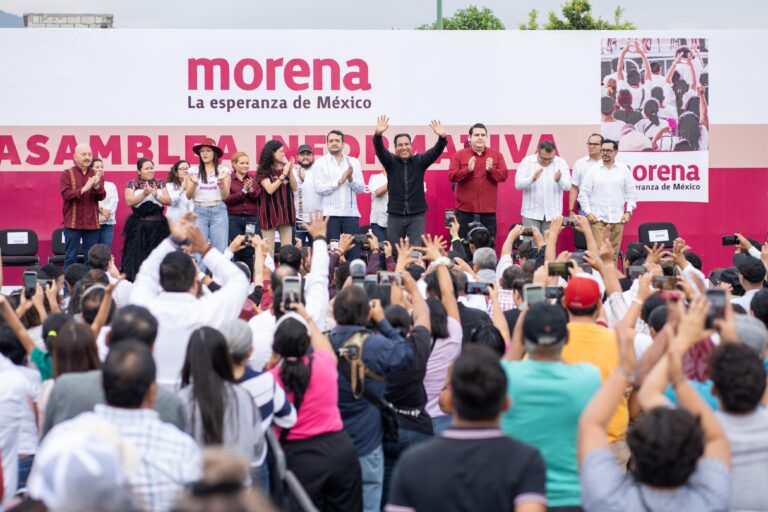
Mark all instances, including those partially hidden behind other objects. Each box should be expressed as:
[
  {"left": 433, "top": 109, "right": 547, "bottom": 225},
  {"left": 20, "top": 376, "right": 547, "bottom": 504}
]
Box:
[
  {"left": 722, "top": 235, "right": 739, "bottom": 246},
  {"left": 354, "top": 233, "right": 371, "bottom": 250},
  {"left": 444, "top": 209, "right": 456, "bottom": 228},
  {"left": 626, "top": 265, "right": 646, "bottom": 280},
  {"left": 23, "top": 271, "right": 37, "bottom": 299},
  {"left": 281, "top": 275, "right": 302, "bottom": 309},
  {"left": 521, "top": 227, "right": 534, "bottom": 236},
  {"left": 465, "top": 282, "right": 490, "bottom": 296},
  {"left": 562, "top": 216, "right": 578, "bottom": 227},
  {"left": 652, "top": 275, "right": 678, "bottom": 290},
  {"left": 377, "top": 271, "right": 402, "bottom": 286},
  {"left": 545, "top": 286, "right": 564, "bottom": 300},
  {"left": 548, "top": 261, "right": 573, "bottom": 277},
  {"left": 243, "top": 223, "right": 257, "bottom": 245},
  {"left": 705, "top": 288, "right": 726, "bottom": 328}
]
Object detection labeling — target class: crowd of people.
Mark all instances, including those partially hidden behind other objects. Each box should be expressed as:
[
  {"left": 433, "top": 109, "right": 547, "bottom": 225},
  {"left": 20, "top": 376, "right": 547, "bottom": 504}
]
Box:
[
  {"left": 0, "top": 119, "right": 764, "bottom": 512},
  {"left": 601, "top": 38, "right": 709, "bottom": 152}
]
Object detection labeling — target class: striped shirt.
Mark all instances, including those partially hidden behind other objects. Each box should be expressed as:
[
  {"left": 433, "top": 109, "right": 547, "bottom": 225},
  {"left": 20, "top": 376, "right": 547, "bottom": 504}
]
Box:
[{"left": 238, "top": 367, "right": 297, "bottom": 434}]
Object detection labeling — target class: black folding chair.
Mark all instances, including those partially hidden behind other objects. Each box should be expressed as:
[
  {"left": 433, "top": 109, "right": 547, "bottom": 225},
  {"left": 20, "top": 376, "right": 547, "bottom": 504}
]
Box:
[
  {"left": 0, "top": 229, "right": 39, "bottom": 267},
  {"left": 48, "top": 228, "right": 84, "bottom": 266}
]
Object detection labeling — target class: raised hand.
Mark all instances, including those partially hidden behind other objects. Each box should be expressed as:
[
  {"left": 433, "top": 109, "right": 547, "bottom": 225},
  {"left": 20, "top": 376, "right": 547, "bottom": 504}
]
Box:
[
  {"left": 375, "top": 115, "right": 390, "bottom": 135},
  {"left": 429, "top": 120, "right": 445, "bottom": 138},
  {"left": 554, "top": 169, "right": 561, "bottom": 182},
  {"left": 532, "top": 168, "right": 544, "bottom": 182},
  {"left": 339, "top": 233, "right": 355, "bottom": 254},
  {"left": 302, "top": 210, "right": 329, "bottom": 239},
  {"left": 417, "top": 234, "right": 443, "bottom": 262},
  {"left": 187, "top": 225, "right": 211, "bottom": 256}
]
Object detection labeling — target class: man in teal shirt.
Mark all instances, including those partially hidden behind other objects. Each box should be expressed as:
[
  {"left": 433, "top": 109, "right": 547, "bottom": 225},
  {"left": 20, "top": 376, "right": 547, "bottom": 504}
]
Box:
[{"left": 501, "top": 303, "right": 601, "bottom": 509}]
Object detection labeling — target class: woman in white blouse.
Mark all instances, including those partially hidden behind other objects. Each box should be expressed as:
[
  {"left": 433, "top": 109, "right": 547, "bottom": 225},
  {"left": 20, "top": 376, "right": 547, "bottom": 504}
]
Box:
[
  {"left": 165, "top": 159, "right": 192, "bottom": 222},
  {"left": 93, "top": 158, "right": 118, "bottom": 248}
]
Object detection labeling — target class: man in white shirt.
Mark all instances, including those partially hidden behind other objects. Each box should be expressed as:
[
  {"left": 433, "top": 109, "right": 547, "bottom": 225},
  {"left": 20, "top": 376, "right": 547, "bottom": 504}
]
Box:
[
  {"left": 313, "top": 130, "right": 365, "bottom": 258},
  {"left": 0, "top": 354, "right": 33, "bottom": 505},
  {"left": 569, "top": 133, "right": 604, "bottom": 216},
  {"left": 731, "top": 257, "right": 766, "bottom": 311},
  {"left": 514, "top": 141, "right": 570, "bottom": 233},
  {"left": 368, "top": 170, "right": 388, "bottom": 244},
  {"left": 129, "top": 213, "right": 249, "bottom": 388},
  {"left": 293, "top": 144, "right": 322, "bottom": 245},
  {"left": 578, "top": 139, "right": 637, "bottom": 259}
]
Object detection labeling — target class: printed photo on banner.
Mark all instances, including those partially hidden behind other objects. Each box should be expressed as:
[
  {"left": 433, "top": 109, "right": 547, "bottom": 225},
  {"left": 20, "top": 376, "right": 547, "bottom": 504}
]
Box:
[{"left": 601, "top": 37, "right": 709, "bottom": 203}]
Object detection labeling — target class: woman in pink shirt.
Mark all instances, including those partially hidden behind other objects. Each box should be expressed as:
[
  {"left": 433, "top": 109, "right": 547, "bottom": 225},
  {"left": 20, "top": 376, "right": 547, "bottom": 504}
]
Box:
[{"left": 269, "top": 303, "right": 362, "bottom": 511}]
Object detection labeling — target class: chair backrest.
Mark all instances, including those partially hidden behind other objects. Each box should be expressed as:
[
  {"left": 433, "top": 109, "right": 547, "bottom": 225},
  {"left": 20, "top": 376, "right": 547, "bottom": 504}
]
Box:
[
  {"left": 0, "top": 229, "right": 38, "bottom": 256},
  {"left": 51, "top": 228, "right": 86, "bottom": 256},
  {"left": 638, "top": 222, "right": 679, "bottom": 249}
]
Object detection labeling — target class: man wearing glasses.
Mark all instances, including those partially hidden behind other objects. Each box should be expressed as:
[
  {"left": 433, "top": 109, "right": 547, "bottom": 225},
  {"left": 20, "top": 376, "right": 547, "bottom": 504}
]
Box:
[
  {"left": 514, "top": 140, "right": 571, "bottom": 233},
  {"left": 569, "top": 133, "right": 604, "bottom": 215},
  {"left": 578, "top": 139, "right": 637, "bottom": 258}
]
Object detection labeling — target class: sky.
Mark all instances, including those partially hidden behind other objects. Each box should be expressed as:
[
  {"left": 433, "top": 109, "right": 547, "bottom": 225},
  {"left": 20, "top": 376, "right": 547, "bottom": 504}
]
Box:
[{"left": 1, "top": 0, "right": 767, "bottom": 29}]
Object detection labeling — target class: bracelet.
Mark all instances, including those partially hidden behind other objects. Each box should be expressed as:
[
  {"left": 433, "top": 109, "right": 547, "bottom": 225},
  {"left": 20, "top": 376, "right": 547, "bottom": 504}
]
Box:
[
  {"left": 451, "top": 237, "right": 461, "bottom": 243},
  {"left": 313, "top": 235, "right": 327, "bottom": 243}
]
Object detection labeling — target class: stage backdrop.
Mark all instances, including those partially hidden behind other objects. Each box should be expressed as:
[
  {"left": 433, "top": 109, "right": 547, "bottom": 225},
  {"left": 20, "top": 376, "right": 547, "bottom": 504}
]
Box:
[{"left": 1, "top": 29, "right": 767, "bottom": 283}]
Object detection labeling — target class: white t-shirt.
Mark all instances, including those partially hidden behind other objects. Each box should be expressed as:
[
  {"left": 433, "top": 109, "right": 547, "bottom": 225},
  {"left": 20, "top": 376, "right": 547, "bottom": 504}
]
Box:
[
  {"left": 98, "top": 181, "right": 119, "bottom": 225},
  {"left": 189, "top": 166, "right": 230, "bottom": 203},
  {"left": 572, "top": 156, "right": 602, "bottom": 188},
  {"left": 635, "top": 118, "right": 670, "bottom": 142},
  {"left": 601, "top": 120, "right": 626, "bottom": 141},
  {"left": 616, "top": 81, "right": 651, "bottom": 110},
  {"left": 165, "top": 182, "right": 193, "bottom": 222},
  {"left": 657, "top": 125, "right": 708, "bottom": 151},
  {"left": 368, "top": 173, "right": 388, "bottom": 228}
]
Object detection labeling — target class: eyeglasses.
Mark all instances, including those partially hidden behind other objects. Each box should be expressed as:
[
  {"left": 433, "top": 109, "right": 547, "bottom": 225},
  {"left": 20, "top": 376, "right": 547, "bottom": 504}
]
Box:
[{"left": 600, "top": 149, "right": 616, "bottom": 153}]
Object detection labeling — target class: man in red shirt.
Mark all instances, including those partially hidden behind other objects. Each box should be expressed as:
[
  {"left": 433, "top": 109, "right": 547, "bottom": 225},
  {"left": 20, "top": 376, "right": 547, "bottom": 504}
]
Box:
[
  {"left": 448, "top": 123, "right": 509, "bottom": 241},
  {"left": 60, "top": 144, "right": 105, "bottom": 268}
]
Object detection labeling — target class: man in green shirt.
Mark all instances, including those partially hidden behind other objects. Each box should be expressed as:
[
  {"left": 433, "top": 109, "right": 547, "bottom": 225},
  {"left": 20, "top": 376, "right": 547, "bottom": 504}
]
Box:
[{"left": 501, "top": 302, "right": 601, "bottom": 509}]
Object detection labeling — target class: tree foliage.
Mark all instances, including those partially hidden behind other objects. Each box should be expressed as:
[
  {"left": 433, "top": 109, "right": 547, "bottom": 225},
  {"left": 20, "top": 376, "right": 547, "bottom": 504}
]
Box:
[
  {"left": 519, "top": 0, "right": 634, "bottom": 30},
  {"left": 418, "top": 5, "right": 505, "bottom": 30}
]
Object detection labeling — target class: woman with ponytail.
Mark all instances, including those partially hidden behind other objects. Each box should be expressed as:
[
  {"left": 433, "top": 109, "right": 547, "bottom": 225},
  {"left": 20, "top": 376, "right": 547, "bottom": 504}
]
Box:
[
  {"left": 269, "top": 302, "right": 363, "bottom": 511},
  {"left": 178, "top": 327, "right": 265, "bottom": 481},
  {"left": 635, "top": 99, "right": 670, "bottom": 143}
]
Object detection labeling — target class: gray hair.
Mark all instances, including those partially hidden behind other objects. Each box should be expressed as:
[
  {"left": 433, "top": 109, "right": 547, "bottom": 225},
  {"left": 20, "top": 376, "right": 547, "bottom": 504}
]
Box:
[
  {"left": 219, "top": 319, "right": 253, "bottom": 363},
  {"left": 473, "top": 247, "right": 498, "bottom": 271}
]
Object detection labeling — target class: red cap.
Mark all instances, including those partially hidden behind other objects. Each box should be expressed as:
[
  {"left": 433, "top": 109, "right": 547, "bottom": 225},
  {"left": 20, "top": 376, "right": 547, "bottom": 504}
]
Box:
[{"left": 564, "top": 276, "right": 601, "bottom": 310}]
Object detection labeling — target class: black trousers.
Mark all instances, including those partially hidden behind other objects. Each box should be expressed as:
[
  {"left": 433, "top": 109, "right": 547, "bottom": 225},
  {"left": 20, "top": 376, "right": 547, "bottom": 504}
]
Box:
[
  {"left": 455, "top": 209, "right": 497, "bottom": 241},
  {"left": 228, "top": 214, "right": 259, "bottom": 267},
  {"left": 282, "top": 431, "right": 363, "bottom": 512}
]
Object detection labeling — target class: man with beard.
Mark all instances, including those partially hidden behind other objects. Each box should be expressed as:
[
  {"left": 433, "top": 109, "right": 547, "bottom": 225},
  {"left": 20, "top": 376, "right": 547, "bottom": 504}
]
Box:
[
  {"left": 372, "top": 115, "right": 447, "bottom": 248},
  {"left": 293, "top": 144, "right": 322, "bottom": 245}
]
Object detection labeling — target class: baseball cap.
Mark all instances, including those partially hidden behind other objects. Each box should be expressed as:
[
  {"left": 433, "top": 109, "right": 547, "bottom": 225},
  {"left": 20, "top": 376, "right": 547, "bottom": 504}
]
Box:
[
  {"left": 297, "top": 144, "right": 313, "bottom": 154},
  {"left": 738, "top": 258, "right": 766, "bottom": 284},
  {"left": 523, "top": 302, "right": 568, "bottom": 345},
  {"left": 734, "top": 315, "right": 768, "bottom": 355},
  {"left": 564, "top": 276, "right": 601, "bottom": 310}
]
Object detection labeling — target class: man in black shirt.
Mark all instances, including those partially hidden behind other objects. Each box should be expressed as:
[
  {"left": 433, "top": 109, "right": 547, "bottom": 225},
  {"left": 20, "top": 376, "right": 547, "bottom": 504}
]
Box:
[
  {"left": 386, "top": 345, "right": 547, "bottom": 512},
  {"left": 373, "top": 115, "right": 447, "bottom": 249}
]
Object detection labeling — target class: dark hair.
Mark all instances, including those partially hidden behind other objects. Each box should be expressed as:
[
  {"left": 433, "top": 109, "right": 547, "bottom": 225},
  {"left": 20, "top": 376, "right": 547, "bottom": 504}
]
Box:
[
  {"left": 684, "top": 252, "right": 703, "bottom": 271},
  {"left": 677, "top": 112, "right": 701, "bottom": 150},
  {"left": 425, "top": 270, "right": 460, "bottom": 300},
  {"left": 469, "top": 123, "right": 487, "bottom": 136},
  {"left": 333, "top": 286, "right": 369, "bottom": 326},
  {"left": 159, "top": 251, "right": 196, "bottom": 292},
  {"left": 270, "top": 267, "right": 302, "bottom": 318},
  {"left": 278, "top": 245, "right": 302, "bottom": 272},
  {"left": 87, "top": 244, "right": 112, "bottom": 271},
  {"left": 468, "top": 227, "right": 492, "bottom": 249},
  {"left": 326, "top": 129, "right": 344, "bottom": 143},
  {"left": 650, "top": 61, "right": 661, "bottom": 74},
  {"left": 136, "top": 158, "right": 154, "bottom": 173},
  {"left": 468, "top": 324, "right": 505, "bottom": 357},
  {"left": 91, "top": 157, "right": 103, "bottom": 165},
  {"left": 651, "top": 86, "right": 665, "bottom": 104},
  {"left": 168, "top": 160, "right": 190, "bottom": 187},
  {"left": 567, "top": 303, "right": 598, "bottom": 317},
  {"left": 627, "top": 68, "right": 640, "bottom": 87},
  {"left": 102, "top": 340, "right": 156, "bottom": 409},
  {"left": 602, "top": 139, "right": 619, "bottom": 151},
  {"left": 500, "top": 266, "right": 522, "bottom": 290},
  {"left": 181, "top": 327, "right": 236, "bottom": 445},
  {"left": 426, "top": 298, "right": 449, "bottom": 339},
  {"left": 234, "top": 261, "right": 251, "bottom": 282},
  {"left": 39, "top": 264, "right": 64, "bottom": 281},
  {"left": 710, "top": 343, "right": 767, "bottom": 413},
  {"left": 684, "top": 96, "right": 700, "bottom": 118},
  {"left": 537, "top": 140, "right": 556, "bottom": 153},
  {"left": 617, "top": 89, "right": 634, "bottom": 112},
  {"left": 81, "top": 286, "right": 116, "bottom": 325},
  {"left": 601, "top": 96, "right": 616, "bottom": 116},
  {"left": 257, "top": 140, "right": 284, "bottom": 178},
  {"left": 52, "top": 321, "right": 101, "bottom": 378},
  {"left": 750, "top": 290, "right": 768, "bottom": 329},
  {"left": 197, "top": 148, "right": 220, "bottom": 185},
  {"left": 110, "top": 305, "right": 158, "bottom": 347},
  {"left": 85, "top": 269, "right": 110, "bottom": 285},
  {"left": 643, "top": 99, "right": 660, "bottom": 127},
  {"left": 641, "top": 295, "right": 666, "bottom": 323},
  {"left": 333, "top": 262, "right": 351, "bottom": 291},
  {"left": 450, "top": 345, "right": 507, "bottom": 421},
  {"left": 647, "top": 305, "right": 668, "bottom": 334},
  {"left": 273, "top": 318, "right": 312, "bottom": 410},
  {"left": 363, "top": 282, "right": 390, "bottom": 310},
  {"left": 393, "top": 133, "right": 411, "bottom": 146},
  {"left": 384, "top": 305, "right": 412, "bottom": 338},
  {"left": 41, "top": 312, "right": 73, "bottom": 354},
  {"left": 64, "top": 263, "right": 88, "bottom": 288},
  {"left": 627, "top": 407, "right": 703, "bottom": 487},
  {"left": 0, "top": 326, "right": 26, "bottom": 365}
]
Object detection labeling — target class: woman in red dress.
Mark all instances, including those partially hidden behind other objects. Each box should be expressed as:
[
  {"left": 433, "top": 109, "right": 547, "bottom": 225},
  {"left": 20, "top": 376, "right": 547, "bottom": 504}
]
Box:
[{"left": 256, "top": 140, "right": 298, "bottom": 254}]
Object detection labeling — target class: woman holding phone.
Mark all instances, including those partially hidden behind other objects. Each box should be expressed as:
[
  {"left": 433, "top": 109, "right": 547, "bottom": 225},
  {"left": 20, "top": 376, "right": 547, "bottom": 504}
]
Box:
[
  {"left": 256, "top": 140, "right": 297, "bottom": 254},
  {"left": 224, "top": 151, "right": 260, "bottom": 266}
]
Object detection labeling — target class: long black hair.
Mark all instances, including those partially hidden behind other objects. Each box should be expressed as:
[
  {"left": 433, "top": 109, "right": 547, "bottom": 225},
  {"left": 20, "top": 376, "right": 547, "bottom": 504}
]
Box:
[
  {"left": 642, "top": 99, "right": 660, "bottom": 128},
  {"left": 198, "top": 150, "right": 220, "bottom": 184},
  {"left": 181, "top": 327, "right": 236, "bottom": 445},
  {"left": 273, "top": 318, "right": 311, "bottom": 410},
  {"left": 426, "top": 298, "right": 449, "bottom": 339},
  {"left": 257, "top": 140, "right": 283, "bottom": 179},
  {"left": 677, "top": 112, "right": 701, "bottom": 151}
]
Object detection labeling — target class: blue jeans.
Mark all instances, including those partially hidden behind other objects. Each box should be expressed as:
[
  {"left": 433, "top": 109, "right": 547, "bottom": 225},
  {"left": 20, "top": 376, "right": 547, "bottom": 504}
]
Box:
[
  {"left": 432, "top": 414, "right": 452, "bottom": 435},
  {"left": 327, "top": 216, "right": 361, "bottom": 260},
  {"left": 18, "top": 455, "right": 34, "bottom": 490},
  {"left": 194, "top": 203, "right": 228, "bottom": 253},
  {"left": 382, "top": 427, "right": 431, "bottom": 510},
  {"left": 63, "top": 228, "right": 99, "bottom": 269},
  {"left": 97, "top": 224, "right": 115, "bottom": 248},
  {"left": 359, "top": 444, "right": 384, "bottom": 512},
  {"left": 228, "top": 214, "right": 259, "bottom": 267}
]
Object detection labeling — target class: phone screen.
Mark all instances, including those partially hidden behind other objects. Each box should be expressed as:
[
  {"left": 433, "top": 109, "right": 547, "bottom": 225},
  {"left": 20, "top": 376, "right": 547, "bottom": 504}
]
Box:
[
  {"left": 445, "top": 209, "right": 455, "bottom": 227},
  {"left": 465, "top": 282, "right": 490, "bottom": 296},
  {"left": 282, "top": 276, "right": 302, "bottom": 307},
  {"left": 23, "top": 271, "right": 37, "bottom": 299},
  {"left": 245, "top": 223, "right": 256, "bottom": 235},
  {"left": 706, "top": 288, "right": 726, "bottom": 318},
  {"left": 524, "top": 284, "right": 546, "bottom": 305},
  {"left": 377, "top": 272, "right": 402, "bottom": 286}
]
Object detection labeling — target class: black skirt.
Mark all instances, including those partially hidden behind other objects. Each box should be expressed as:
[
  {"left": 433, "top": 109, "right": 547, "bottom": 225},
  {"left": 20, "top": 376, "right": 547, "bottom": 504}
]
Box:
[{"left": 121, "top": 202, "right": 170, "bottom": 282}]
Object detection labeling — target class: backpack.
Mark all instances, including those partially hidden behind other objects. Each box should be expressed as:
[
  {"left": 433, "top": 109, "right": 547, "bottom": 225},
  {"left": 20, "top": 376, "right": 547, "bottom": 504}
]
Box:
[{"left": 337, "top": 331, "right": 384, "bottom": 400}]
